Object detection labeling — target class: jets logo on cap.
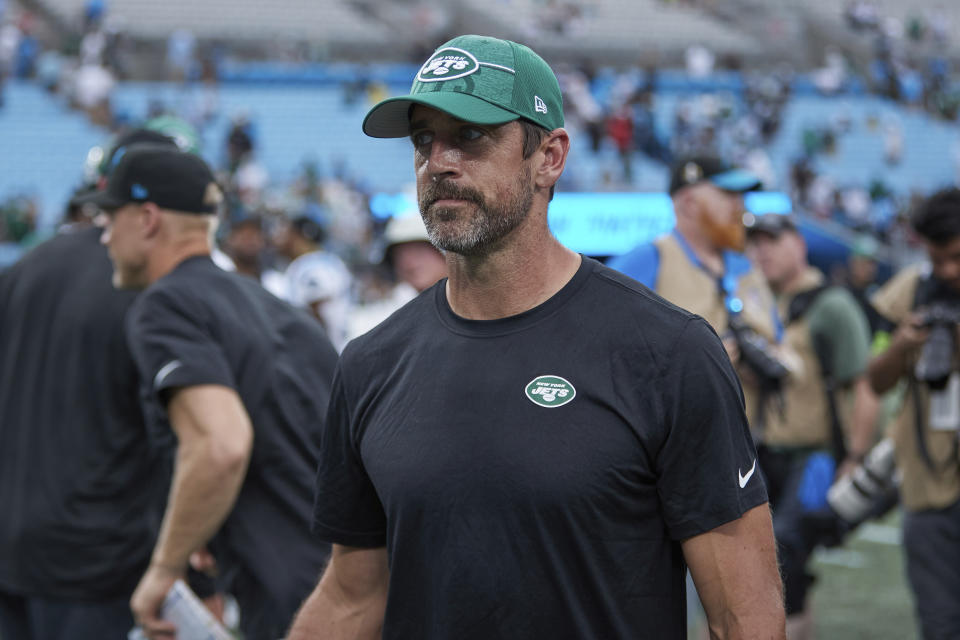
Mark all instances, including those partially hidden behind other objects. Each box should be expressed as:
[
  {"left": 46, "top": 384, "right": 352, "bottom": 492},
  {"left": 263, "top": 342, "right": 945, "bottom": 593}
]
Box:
[
  {"left": 534, "top": 96, "right": 548, "bottom": 114},
  {"left": 525, "top": 375, "right": 576, "bottom": 408},
  {"left": 417, "top": 47, "right": 480, "bottom": 82}
]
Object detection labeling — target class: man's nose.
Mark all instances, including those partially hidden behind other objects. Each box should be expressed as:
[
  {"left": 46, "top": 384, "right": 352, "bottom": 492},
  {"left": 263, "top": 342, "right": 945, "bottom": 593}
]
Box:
[{"left": 425, "top": 138, "right": 462, "bottom": 180}]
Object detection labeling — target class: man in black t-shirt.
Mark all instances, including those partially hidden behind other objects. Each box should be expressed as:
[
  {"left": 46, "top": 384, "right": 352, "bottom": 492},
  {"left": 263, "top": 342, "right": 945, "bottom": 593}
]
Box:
[
  {"left": 80, "top": 145, "right": 338, "bottom": 639},
  {"left": 0, "top": 129, "right": 186, "bottom": 640},
  {"left": 0, "top": 225, "right": 169, "bottom": 640},
  {"left": 289, "top": 35, "right": 785, "bottom": 640}
]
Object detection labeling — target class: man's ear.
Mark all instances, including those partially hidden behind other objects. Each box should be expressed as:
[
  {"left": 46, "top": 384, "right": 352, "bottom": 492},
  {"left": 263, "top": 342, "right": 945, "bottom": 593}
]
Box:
[
  {"left": 534, "top": 128, "right": 570, "bottom": 193},
  {"left": 673, "top": 188, "right": 698, "bottom": 223},
  {"left": 140, "top": 202, "right": 163, "bottom": 239}
]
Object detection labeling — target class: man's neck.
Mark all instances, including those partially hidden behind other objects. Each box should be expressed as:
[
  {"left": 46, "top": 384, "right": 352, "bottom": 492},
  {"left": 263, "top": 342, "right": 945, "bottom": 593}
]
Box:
[
  {"left": 775, "top": 263, "right": 816, "bottom": 296},
  {"left": 147, "top": 238, "right": 212, "bottom": 284},
  {"left": 675, "top": 227, "right": 724, "bottom": 276},
  {"left": 444, "top": 220, "right": 581, "bottom": 320}
]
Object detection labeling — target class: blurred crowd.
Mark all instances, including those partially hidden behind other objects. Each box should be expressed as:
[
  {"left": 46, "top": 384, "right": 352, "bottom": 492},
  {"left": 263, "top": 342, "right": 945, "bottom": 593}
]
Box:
[{"left": 0, "top": 0, "right": 958, "bottom": 299}]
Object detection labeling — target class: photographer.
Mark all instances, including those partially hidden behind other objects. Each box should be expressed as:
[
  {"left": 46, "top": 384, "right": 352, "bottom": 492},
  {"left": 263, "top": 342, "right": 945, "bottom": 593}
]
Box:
[
  {"left": 869, "top": 188, "right": 960, "bottom": 640},
  {"left": 746, "top": 214, "right": 879, "bottom": 639}
]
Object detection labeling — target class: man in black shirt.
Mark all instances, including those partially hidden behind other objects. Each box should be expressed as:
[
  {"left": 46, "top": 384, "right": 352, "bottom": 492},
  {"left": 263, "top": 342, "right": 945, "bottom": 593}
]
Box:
[
  {"left": 0, "top": 129, "right": 184, "bottom": 640},
  {"left": 289, "top": 35, "right": 785, "bottom": 640},
  {"left": 0, "top": 225, "right": 167, "bottom": 640},
  {"left": 81, "top": 146, "right": 338, "bottom": 639}
]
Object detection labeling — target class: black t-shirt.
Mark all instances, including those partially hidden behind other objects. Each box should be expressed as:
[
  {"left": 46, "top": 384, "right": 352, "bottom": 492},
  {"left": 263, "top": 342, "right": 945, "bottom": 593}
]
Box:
[
  {"left": 126, "top": 255, "right": 338, "bottom": 630},
  {"left": 0, "top": 227, "right": 170, "bottom": 600},
  {"left": 314, "top": 256, "right": 768, "bottom": 640}
]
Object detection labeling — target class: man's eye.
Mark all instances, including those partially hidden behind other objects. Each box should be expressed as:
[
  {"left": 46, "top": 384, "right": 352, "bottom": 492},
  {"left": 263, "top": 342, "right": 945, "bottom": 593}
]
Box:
[
  {"left": 411, "top": 132, "right": 433, "bottom": 147},
  {"left": 460, "top": 128, "right": 484, "bottom": 142}
]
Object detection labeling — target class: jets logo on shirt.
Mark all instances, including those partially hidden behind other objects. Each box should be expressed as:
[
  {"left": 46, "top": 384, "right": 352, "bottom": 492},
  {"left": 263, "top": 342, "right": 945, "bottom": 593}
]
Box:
[{"left": 525, "top": 375, "right": 576, "bottom": 408}]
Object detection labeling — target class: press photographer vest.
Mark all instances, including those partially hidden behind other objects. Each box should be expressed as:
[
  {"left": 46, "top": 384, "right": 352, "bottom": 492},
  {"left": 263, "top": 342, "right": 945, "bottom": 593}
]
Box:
[
  {"left": 652, "top": 234, "right": 779, "bottom": 428},
  {"left": 871, "top": 265, "right": 960, "bottom": 511},
  {"left": 761, "top": 269, "right": 852, "bottom": 452}
]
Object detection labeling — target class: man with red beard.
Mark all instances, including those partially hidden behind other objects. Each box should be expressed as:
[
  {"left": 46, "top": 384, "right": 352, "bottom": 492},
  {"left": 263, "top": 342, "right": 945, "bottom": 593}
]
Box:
[
  {"left": 290, "top": 35, "right": 784, "bottom": 640},
  {"left": 609, "top": 156, "right": 781, "bottom": 428}
]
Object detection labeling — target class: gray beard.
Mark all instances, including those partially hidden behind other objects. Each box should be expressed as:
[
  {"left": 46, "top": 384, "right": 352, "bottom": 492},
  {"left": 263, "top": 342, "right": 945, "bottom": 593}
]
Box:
[{"left": 419, "top": 169, "right": 533, "bottom": 257}]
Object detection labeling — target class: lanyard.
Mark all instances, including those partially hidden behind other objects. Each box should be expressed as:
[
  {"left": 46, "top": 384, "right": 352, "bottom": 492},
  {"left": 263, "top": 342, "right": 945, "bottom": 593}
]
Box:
[{"left": 671, "top": 230, "right": 784, "bottom": 341}]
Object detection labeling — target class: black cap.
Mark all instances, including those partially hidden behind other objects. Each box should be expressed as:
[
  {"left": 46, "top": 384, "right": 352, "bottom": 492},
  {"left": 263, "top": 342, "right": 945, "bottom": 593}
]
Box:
[
  {"left": 668, "top": 155, "right": 763, "bottom": 195},
  {"left": 74, "top": 145, "right": 221, "bottom": 214},
  {"left": 100, "top": 128, "right": 178, "bottom": 178},
  {"left": 744, "top": 212, "right": 798, "bottom": 238}
]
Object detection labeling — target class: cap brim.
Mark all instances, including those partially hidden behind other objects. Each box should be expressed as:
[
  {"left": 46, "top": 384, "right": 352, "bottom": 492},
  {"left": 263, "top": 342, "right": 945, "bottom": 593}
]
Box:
[
  {"left": 70, "top": 188, "right": 128, "bottom": 211},
  {"left": 710, "top": 169, "right": 762, "bottom": 193},
  {"left": 363, "top": 92, "right": 520, "bottom": 138}
]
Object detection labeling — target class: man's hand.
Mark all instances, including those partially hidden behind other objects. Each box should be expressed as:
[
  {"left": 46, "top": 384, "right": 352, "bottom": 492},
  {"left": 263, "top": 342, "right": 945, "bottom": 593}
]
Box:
[
  {"left": 130, "top": 564, "right": 183, "bottom": 638},
  {"left": 892, "top": 312, "right": 930, "bottom": 355},
  {"left": 870, "top": 312, "right": 931, "bottom": 394}
]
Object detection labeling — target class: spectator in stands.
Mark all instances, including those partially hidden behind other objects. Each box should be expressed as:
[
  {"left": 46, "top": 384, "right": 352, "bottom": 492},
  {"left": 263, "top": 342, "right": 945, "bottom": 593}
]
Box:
[
  {"left": 166, "top": 28, "right": 196, "bottom": 83},
  {"left": 0, "top": 16, "right": 19, "bottom": 107},
  {"left": 224, "top": 113, "right": 268, "bottom": 208},
  {"left": 274, "top": 214, "right": 352, "bottom": 351},
  {"left": 606, "top": 103, "right": 635, "bottom": 183}
]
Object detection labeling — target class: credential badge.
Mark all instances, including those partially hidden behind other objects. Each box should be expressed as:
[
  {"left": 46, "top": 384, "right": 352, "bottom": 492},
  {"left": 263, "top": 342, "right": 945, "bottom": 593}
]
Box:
[{"left": 525, "top": 375, "right": 576, "bottom": 408}]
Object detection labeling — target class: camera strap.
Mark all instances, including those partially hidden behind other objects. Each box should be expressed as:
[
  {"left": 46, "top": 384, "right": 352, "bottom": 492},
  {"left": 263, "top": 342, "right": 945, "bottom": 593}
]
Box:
[{"left": 788, "top": 284, "right": 848, "bottom": 463}]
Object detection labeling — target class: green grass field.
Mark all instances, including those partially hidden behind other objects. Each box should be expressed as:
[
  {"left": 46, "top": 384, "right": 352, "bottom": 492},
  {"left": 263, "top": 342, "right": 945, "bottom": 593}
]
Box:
[
  {"left": 688, "top": 510, "right": 918, "bottom": 639},
  {"left": 810, "top": 510, "right": 917, "bottom": 639}
]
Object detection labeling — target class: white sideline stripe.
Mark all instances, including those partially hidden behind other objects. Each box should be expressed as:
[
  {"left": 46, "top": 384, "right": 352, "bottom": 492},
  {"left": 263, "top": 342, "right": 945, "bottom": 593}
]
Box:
[
  {"left": 813, "top": 548, "right": 868, "bottom": 569},
  {"left": 853, "top": 523, "right": 902, "bottom": 546},
  {"left": 154, "top": 360, "right": 182, "bottom": 389}
]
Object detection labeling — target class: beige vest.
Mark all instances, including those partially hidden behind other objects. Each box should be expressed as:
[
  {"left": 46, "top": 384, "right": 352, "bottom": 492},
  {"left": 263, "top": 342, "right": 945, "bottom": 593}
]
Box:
[
  {"left": 653, "top": 234, "right": 779, "bottom": 428},
  {"left": 762, "top": 269, "right": 837, "bottom": 448},
  {"left": 872, "top": 266, "right": 960, "bottom": 510}
]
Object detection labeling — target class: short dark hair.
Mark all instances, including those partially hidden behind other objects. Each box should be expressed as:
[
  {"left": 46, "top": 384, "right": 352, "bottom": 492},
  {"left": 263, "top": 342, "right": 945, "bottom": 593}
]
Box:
[
  {"left": 912, "top": 188, "right": 960, "bottom": 245},
  {"left": 519, "top": 119, "right": 555, "bottom": 201}
]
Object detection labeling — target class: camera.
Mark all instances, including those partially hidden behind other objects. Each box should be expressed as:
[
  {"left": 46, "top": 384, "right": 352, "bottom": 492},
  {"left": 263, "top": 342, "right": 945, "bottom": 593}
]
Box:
[
  {"left": 827, "top": 438, "right": 899, "bottom": 526},
  {"left": 728, "top": 314, "right": 791, "bottom": 390},
  {"left": 915, "top": 303, "right": 960, "bottom": 390}
]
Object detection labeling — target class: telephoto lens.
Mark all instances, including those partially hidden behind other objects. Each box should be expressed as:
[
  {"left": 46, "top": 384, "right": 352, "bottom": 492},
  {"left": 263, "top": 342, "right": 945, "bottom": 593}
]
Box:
[{"left": 827, "top": 438, "right": 898, "bottom": 525}]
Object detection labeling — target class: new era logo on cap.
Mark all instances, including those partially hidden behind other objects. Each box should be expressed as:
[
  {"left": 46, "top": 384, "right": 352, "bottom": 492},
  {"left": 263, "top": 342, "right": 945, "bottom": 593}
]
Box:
[
  {"left": 534, "top": 96, "right": 548, "bottom": 114},
  {"left": 131, "top": 183, "right": 149, "bottom": 199}
]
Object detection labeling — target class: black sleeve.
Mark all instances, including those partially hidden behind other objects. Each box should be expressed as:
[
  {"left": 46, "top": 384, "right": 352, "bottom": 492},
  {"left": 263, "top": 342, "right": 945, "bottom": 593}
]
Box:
[
  {"left": 126, "top": 287, "right": 236, "bottom": 439},
  {"left": 312, "top": 361, "right": 387, "bottom": 548},
  {"left": 655, "top": 318, "right": 768, "bottom": 540}
]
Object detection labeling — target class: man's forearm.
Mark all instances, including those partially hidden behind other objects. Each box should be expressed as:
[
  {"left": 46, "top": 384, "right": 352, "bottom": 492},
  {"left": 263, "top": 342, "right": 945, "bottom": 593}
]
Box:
[
  {"left": 288, "top": 570, "right": 386, "bottom": 639},
  {"left": 151, "top": 436, "right": 250, "bottom": 569},
  {"left": 868, "top": 341, "right": 909, "bottom": 395},
  {"left": 848, "top": 377, "right": 881, "bottom": 460}
]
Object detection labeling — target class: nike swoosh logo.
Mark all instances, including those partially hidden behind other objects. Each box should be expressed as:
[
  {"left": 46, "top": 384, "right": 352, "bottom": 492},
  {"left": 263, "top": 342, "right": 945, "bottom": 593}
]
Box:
[{"left": 739, "top": 458, "right": 757, "bottom": 488}]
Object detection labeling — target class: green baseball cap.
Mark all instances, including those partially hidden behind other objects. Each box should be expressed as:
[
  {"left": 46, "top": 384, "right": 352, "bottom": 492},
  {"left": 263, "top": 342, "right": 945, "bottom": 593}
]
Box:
[{"left": 362, "top": 34, "right": 564, "bottom": 138}]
